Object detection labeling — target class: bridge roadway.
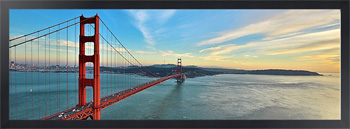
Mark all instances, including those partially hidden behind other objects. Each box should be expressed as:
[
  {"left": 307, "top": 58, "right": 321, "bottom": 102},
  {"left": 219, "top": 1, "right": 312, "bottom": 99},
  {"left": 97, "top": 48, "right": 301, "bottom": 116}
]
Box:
[{"left": 41, "top": 73, "right": 182, "bottom": 120}]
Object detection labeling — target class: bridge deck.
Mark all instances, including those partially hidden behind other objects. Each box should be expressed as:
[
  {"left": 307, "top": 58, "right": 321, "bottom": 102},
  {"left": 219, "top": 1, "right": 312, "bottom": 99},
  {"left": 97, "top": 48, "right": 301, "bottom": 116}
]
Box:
[{"left": 41, "top": 74, "right": 182, "bottom": 120}]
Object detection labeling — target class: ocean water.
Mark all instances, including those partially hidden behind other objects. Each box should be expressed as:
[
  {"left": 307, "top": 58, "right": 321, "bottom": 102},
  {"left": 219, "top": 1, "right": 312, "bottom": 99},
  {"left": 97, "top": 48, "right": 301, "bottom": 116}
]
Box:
[{"left": 9, "top": 72, "right": 340, "bottom": 120}]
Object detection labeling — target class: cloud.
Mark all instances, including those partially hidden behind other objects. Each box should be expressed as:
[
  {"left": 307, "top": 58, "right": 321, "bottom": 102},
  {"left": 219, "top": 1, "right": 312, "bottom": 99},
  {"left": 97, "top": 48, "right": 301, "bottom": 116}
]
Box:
[
  {"left": 210, "top": 45, "right": 239, "bottom": 56},
  {"left": 54, "top": 40, "right": 78, "bottom": 48},
  {"left": 244, "top": 55, "right": 258, "bottom": 58},
  {"left": 296, "top": 48, "right": 340, "bottom": 65},
  {"left": 199, "top": 28, "right": 340, "bottom": 56},
  {"left": 127, "top": 10, "right": 176, "bottom": 49},
  {"left": 196, "top": 26, "right": 340, "bottom": 70},
  {"left": 47, "top": 48, "right": 75, "bottom": 53},
  {"left": 135, "top": 51, "right": 157, "bottom": 55},
  {"left": 199, "top": 55, "right": 234, "bottom": 62},
  {"left": 265, "top": 39, "right": 339, "bottom": 55},
  {"left": 158, "top": 10, "right": 176, "bottom": 24},
  {"left": 159, "top": 50, "right": 236, "bottom": 63},
  {"left": 128, "top": 10, "right": 155, "bottom": 47},
  {"left": 263, "top": 28, "right": 340, "bottom": 55},
  {"left": 197, "top": 10, "right": 340, "bottom": 46},
  {"left": 199, "top": 43, "right": 255, "bottom": 56},
  {"left": 160, "top": 50, "right": 194, "bottom": 58},
  {"left": 138, "top": 22, "right": 156, "bottom": 46},
  {"left": 199, "top": 44, "right": 235, "bottom": 53}
]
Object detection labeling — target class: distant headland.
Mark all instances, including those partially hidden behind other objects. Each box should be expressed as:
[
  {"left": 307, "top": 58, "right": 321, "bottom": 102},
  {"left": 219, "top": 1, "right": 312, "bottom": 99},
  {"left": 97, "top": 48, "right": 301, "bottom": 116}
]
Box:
[
  {"left": 9, "top": 63, "right": 322, "bottom": 78},
  {"left": 118, "top": 64, "right": 323, "bottom": 78}
]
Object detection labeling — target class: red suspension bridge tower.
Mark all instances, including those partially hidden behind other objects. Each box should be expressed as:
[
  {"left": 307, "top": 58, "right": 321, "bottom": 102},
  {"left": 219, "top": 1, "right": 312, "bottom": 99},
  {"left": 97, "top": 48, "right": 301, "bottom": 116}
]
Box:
[
  {"left": 79, "top": 15, "right": 101, "bottom": 120},
  {"left": 176, "top": 58, "right": 183, "bottom": 83}
]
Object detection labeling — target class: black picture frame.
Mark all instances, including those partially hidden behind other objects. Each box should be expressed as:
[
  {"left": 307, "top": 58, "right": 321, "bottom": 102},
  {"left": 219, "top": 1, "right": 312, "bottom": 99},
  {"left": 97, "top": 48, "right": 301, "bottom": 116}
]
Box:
[{"left": 1, "top": 0, "right": 349, "bottom": 128}]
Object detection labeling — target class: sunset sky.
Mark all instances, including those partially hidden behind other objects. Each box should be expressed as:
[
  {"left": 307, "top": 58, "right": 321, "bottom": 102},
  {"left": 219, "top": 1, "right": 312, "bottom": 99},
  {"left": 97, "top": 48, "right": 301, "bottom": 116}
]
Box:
[{"left": 9, "top": 9, "right": 340, "bottom": 73}]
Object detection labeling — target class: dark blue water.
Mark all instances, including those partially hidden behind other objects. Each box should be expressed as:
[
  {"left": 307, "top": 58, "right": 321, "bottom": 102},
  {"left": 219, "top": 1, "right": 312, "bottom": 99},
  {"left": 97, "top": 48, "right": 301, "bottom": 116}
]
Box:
[{"left": 9, "top": 72, "right": 340, "bottom": 120}]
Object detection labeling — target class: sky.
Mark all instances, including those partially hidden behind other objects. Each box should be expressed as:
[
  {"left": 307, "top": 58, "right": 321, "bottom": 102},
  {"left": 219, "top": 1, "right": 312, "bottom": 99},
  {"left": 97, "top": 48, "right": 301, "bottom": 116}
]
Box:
[{"left": 9, "top": 9, "right": 340, "bottom": 73}]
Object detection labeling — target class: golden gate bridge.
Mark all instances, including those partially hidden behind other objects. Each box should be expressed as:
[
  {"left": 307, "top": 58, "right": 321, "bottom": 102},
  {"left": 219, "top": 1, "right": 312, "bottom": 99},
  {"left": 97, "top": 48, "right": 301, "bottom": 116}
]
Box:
[{"left": 9, "top": 14, "right": 185, "bottom": 120}]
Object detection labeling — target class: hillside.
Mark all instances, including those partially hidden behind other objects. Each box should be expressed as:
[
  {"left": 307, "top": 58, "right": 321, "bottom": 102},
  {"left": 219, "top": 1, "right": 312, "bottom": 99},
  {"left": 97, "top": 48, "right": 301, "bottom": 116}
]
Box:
[{"left": 99, "top": 64, "right": 322, "bottom": 78}]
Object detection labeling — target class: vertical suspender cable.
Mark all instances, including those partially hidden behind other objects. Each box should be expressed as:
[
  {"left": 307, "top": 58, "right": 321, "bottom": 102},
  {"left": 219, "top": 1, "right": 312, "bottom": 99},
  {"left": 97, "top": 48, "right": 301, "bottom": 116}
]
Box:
[
  {"left": 31, "top": 39, "right": 33, "bottom": 119},
  {"left": 104, "top": 25, "right": 106, "bottom": 97},
  {"left": 115, "top": 39, "right": 117, "bottom": 93},
  {"left": 10, "top": 43, "right": 12, "bottom": 120},
  {"left": 38, "top": 32, "right": 41, "bottom": 118},
  {"left": 56, "top": 26, "right": 59, "bottom": 112},
  {"left": 100, "top": 25, "right": 102, "bottom": 96},
  {"left": 124, "top": 49, "right": 126, "bottom": 90},
  {"left": 111, "top": 38, "right": 113, "bottom": 93},
  {"left": 126, "top": 55, "right": 131, "bottom": 88},
  {"left": 130, "top": 54, "right": 131, "bottom": 88},
  {"left": 123, "top": 48, "right": 124, "bottom": 90},
  {"left": 110, "top": 35, "right": 112, "bottom": 94},
  {"left": 75, "top": 19, "right": 77, "bottom": 106},
  {"left": 45, "top": 34, "right": 47, "bottom": 117},
  {"left": 126, "top": 50, "right": 127, "bottom": 88},
  {"left": 112, "top": 35, "right": 114, "bottom": 93},
  {"left": 106, "top": 30, "right": 109, "bottom": 94},
  {"left": 117, "top": 41, "right": 119, "bottom": 93},
  {"left": 66, "top": 22, "right": 69, "bottom": 109},
  {"left": 15, "top": 46, "right": 17, "bottom": 120},
  {"left": 48, "top": 28, "right": 51, "bottom": 115},
  {"left": 58, "top": 25, "right": 61, "bottom": 111},
  {"left": 122, "top": 49, "right": 124, "bottom": 89},
  {"left": 100, "top": 25, "right": 103, "bottom": 97},
  {"left": 128, "top": 54, "right": 130, "bottom": 88},
  {"left": 10, "top": 41, "right": 12, "bottom": 120},
  {"left": 129, "top": 53, "right": 130, "bottom": 89},
  {"left": 113, "top": 37, "right": 115, "bottom": 93},
  {"left": 14, "top": 46, "right": 17, "bottom": 120},
  {"left": 24, "top": 37, "right": 27, "bottom": 120}
]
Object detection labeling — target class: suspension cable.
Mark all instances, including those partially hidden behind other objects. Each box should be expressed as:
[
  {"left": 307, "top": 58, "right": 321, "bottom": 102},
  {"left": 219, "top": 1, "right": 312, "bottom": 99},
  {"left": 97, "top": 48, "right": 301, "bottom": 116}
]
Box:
[
  {"left": 92, "top": 20, "right": 160, "bottom": 78},
  {"left": 9, "top": 18, "right": 92, "bottom": 48},
  {"left": 9, "top": 16, "right": 80, "bottom": 41},
  {"left": 99, "top": 34, "right": 155, "bottom": 77}
]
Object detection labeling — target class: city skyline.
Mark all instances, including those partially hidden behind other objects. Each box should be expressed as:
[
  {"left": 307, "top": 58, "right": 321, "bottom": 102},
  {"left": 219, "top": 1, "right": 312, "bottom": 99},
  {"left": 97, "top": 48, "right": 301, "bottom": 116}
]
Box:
[{"left": 10, "top": 9, "right": 340, "bottom": 73}]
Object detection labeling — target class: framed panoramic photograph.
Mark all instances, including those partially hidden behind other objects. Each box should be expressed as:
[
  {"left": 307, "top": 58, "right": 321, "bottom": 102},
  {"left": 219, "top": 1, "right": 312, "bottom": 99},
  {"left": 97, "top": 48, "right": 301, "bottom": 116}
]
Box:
[{"left": 0, "top": 0, "right": 349, "bottom": 129}]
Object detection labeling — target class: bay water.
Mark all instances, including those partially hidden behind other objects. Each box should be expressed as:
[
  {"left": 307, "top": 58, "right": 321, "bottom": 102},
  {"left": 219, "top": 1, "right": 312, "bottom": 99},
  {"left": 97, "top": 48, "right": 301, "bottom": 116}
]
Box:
[{"left": 9, "top": 71, "right": 340, "bottom": 120}]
